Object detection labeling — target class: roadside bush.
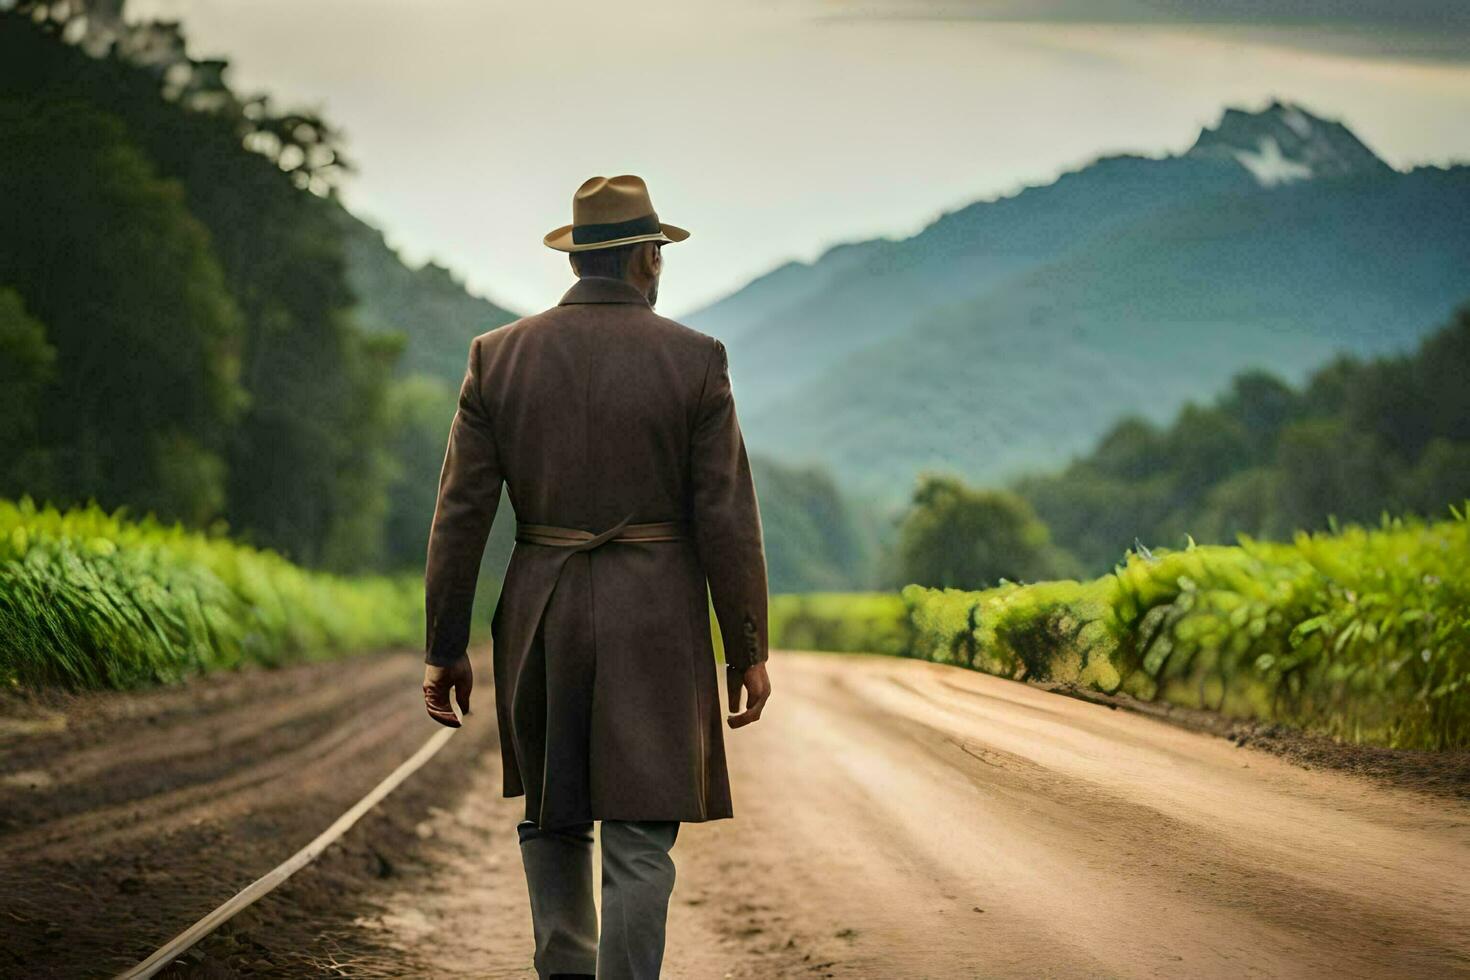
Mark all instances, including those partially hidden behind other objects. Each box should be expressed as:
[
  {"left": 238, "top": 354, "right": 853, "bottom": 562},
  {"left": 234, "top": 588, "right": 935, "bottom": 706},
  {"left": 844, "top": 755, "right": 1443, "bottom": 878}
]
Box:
[{"left": 904, "top": 510, "right": 1470, "bottom": 749}]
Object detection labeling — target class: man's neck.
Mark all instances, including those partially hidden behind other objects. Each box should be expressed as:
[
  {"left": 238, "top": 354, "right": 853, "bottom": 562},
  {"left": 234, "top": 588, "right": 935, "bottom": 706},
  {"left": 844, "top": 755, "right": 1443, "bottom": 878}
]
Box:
[
  {"left": 559, "top": 277, "right": 652, "bottom": 308},
  {"left": 579, "top": 274, "right": 652, "bottom": 303}
]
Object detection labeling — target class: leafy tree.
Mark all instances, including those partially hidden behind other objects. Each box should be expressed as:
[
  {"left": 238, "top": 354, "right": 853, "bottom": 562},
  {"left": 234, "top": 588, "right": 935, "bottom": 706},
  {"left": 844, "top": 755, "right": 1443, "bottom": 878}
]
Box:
[
  {"left": 2, "top": 10, "right": 398, "bottom": 569},
  {"left": 0, "top": 98, "right": 244, "bottom": 525},
  {"left": 1409, "top": 308, "right": 1470, "bottom": 445},
  {"left": 1272, "top": 422, "right": 1393, "bottom": 532},
  {"left": 1298, "top": 355, "right": 1362, "bottom": 419},
  {"left": 1398, "top": 439, "right": 1470, "bottom": 519},
  {"left": 1090, "top": 417, "right": 1167, "bottom": 480},
  {"left": 1217, "top": 370, "right": 1299, "bottom": 457},
  {"left": 382, "top": 375, "right": 460, "bottom": 566},
  {"left": 1195, "top": 467, "right": 1278, "bottom": 542},
  {"left": 1017, "top": 468, "right": 1171, "bottom": 573},
  {"left": 899, "top": 474, "right": 1075, "bottom": 589},
  {"left": 1022, "top": 306, "right": 1470, "bottom": 572},
  {"left": 1161, "top": 405, "right": 1251, "bottom": 505},
  {"left": 0, "top": 290, "right": 57, "bottom": 492},
  {"left": 1342, "top": 355, "right": 1432, "bottom": 462}
]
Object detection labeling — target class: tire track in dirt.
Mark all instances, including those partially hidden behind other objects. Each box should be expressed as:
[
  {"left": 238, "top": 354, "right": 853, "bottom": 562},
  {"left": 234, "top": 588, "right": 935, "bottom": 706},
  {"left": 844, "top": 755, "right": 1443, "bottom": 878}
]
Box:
[
  {"left": 2, "top": 692, "right": 412, "bottom": 861},
  {"left": 22, "top": 655, "right": 413, "bottom": 789},
  {"left": 0, "top": 651, "right": 447, "bottom": 978}
]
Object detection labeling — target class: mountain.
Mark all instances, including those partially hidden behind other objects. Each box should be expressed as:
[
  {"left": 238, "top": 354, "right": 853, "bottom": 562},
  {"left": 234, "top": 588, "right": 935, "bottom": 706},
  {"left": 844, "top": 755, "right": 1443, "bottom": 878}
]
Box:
[
  {"left": 689, "top": 102, "right": 1470, "bottom": 502},
  {"left": 1188, "top": 102, "right": 1393, "bottom": 184},
  {"left": 335, "top": 207, "right": 519, "bottom": 384}
]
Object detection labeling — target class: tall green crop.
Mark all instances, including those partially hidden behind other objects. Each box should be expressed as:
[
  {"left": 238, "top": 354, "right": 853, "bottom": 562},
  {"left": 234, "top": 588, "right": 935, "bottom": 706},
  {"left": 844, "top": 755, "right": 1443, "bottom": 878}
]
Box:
[
  {"left": 0, "top": 499, "right": 423, "bottom": 689},
  {"left": 907, "top": 511, "right": 1470, "bottom": 749},
  {"left": 771, "top": 510, "right": 1470, "bottom": 749}
]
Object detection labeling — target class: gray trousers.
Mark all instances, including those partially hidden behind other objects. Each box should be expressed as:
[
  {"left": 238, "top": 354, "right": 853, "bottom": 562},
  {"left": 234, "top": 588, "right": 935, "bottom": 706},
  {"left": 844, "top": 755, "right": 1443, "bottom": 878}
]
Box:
[{"left": 517, "top": 818, "right": 680, "bottom": 979}]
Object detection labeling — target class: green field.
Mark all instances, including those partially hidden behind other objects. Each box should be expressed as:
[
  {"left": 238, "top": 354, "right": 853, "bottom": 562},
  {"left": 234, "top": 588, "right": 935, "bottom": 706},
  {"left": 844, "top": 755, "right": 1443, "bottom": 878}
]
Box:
[
  {"left": 773, "top": 511, "right": 1470, "bottom": 750},
  {"left": 0, "top": 499, "right": 422, "bottom": 689}
]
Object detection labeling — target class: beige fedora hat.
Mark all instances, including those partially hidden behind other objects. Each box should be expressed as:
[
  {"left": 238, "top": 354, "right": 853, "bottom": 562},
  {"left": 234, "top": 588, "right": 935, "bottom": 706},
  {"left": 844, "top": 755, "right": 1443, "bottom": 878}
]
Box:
[{"left": 544, "top": 174, "right": 690, "bottom": 252}]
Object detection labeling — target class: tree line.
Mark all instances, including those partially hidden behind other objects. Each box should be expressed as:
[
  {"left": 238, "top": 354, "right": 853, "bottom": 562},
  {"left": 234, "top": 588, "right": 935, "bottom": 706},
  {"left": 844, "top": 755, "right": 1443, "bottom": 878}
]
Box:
[
  {"left": 1, "top": 7, "right": 412, "bottom": 571},
  {"left": 897, "top": 306, "right": 1470, "bottom": 588}
]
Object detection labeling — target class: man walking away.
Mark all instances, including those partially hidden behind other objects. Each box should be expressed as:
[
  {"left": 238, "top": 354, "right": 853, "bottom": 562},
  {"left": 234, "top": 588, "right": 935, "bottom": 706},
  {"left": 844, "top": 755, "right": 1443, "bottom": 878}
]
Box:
[{"left": 421, "top": 174, "right": 773, "bottom": 979}]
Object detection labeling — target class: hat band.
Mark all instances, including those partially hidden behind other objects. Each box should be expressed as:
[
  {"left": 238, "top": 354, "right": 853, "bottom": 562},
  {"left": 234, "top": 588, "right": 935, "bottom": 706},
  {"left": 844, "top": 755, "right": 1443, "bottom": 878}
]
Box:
[{"left": 571, "top": 212, "right": 662, "bottom": 246}]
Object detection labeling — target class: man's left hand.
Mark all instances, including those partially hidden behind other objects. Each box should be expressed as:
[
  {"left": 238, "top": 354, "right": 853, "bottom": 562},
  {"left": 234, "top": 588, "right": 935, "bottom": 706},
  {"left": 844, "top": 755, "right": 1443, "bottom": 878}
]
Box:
[{"left": 423, "top": 656, "right": 473, "bottom": 728}]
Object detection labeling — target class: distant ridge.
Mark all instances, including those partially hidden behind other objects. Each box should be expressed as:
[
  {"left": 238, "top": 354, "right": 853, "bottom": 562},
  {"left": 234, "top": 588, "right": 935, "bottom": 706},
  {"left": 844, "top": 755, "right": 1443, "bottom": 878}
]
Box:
[
  {"left": 335, "top": 207, "right": 519, "bottom": 384},
  {"left": 688, "top": 102, "right": 1470, "bottom": 501}
]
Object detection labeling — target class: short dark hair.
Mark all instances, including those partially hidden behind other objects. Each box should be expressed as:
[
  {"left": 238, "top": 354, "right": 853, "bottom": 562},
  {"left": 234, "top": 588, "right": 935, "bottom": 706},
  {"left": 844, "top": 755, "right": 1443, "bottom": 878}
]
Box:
[{"left": 569, "top": 241, "right": 651, "bottom": 280}]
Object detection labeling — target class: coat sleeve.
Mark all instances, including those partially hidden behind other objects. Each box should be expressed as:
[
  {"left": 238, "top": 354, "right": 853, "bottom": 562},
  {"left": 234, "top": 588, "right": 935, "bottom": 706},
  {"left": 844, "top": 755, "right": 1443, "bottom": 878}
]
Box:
[
  {"left": 424, "top": 336, "right": 504, "bottom": 666},
  {"left": 690, "top": 338, "right": 770, "bottom": 672}
]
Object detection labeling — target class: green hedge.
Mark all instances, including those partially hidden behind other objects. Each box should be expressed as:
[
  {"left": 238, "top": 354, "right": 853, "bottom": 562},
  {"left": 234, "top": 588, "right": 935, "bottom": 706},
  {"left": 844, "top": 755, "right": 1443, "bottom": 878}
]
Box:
[
  {"left": 775, "top": 512, "right": 1470, "bottom": 750},
  {"left": 0, "top": 499, "right": 422, "bottom": 689}
]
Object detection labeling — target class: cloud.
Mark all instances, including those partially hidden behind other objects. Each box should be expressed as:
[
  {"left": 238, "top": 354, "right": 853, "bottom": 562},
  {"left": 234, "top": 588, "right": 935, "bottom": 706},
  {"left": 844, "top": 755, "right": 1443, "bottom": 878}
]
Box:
[{"left": 828, "top": 0, "right": 1470, "bottom": 61}]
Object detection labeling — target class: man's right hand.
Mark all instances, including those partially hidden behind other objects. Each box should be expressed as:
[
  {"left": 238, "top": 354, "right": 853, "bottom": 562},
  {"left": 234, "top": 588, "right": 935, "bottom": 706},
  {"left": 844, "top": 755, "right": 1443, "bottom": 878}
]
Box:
[
  {"left": 726, "top": 661, "right": 771, "bottom": 729},
  {"left": 423, "top": 656, "right": 473, "bottom": 728}
]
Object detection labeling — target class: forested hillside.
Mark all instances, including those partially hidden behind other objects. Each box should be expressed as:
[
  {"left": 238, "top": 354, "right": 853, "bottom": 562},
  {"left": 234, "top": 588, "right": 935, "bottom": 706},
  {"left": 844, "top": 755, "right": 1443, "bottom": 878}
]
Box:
[
  {"left": 0, "top": 9, "right": 520, "bottom": 574},
  {"left": 336, "top": 211, "right": 518, "bottom": 384},
  {"left": 2, "top": 11, "right": 386, "bottom": 569},
  {"left": 751, "top": 457, "right": 888, "bottom": 592},
  {"left": 1019, "top": 307, "right": 1470, "bottom": 573},
  {"left": 693, "top": 103, "right": 1470, "bottom": 501},
  {"left": 333, "top": 212, "right": 520, "bottom": 573}
]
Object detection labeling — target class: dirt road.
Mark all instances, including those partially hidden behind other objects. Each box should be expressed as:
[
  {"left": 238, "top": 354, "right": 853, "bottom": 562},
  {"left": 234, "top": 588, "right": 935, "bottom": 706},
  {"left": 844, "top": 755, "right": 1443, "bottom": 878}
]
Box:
[{"left": 3, "top": 651, "right": 1467, "bottom": 978}]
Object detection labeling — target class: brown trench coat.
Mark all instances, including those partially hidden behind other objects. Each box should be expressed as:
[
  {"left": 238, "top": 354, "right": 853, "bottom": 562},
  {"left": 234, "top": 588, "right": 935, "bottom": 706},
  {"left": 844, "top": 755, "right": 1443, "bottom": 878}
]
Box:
[{"left": 424, "top": 276, "right": 769, "bottom": 828}]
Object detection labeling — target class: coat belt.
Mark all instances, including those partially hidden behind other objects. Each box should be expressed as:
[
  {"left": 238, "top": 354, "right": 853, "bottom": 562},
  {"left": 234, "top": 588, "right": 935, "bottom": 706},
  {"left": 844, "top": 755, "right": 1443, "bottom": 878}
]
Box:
[{"left": 515, "top": 515, "right": 690, "bottom": 553}]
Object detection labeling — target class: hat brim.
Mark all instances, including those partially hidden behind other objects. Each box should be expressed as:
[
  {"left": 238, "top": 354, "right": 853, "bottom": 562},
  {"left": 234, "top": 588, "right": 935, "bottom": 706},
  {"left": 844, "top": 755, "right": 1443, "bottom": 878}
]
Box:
[{"left": 543, "top": 222, "right": 690, "bottom": 253}]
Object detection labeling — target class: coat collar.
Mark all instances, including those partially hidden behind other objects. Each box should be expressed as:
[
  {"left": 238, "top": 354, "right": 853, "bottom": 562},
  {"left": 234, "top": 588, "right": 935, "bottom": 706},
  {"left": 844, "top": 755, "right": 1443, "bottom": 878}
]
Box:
[{"left": 558, "top": 276, "right": 651, "bottom": 307}]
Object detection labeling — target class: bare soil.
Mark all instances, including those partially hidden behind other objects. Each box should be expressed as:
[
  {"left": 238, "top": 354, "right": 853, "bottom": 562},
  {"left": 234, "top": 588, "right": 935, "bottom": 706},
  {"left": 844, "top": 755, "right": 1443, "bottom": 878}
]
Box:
[
  {"left": 2, "top": 650, "right": 1467, "bottom": 978},
  {"left": 0, "top": 651, "right": 465, "bottom": 978}
]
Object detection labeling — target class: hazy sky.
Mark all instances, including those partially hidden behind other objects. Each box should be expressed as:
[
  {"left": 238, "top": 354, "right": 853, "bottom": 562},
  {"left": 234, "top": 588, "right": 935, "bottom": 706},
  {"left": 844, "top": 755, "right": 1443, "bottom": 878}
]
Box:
[{"left": 130, "top": 1, "right": 1470, "bottom": 317}]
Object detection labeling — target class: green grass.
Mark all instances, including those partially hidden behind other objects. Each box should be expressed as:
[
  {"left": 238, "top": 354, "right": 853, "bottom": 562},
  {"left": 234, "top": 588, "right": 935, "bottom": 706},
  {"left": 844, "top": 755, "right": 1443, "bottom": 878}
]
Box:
[
  {"left": 773, "top": 511, "right": 1470, "bottom": 750},
  {"left": 0, "top": 498, "right": 422, "bottom": 689}
]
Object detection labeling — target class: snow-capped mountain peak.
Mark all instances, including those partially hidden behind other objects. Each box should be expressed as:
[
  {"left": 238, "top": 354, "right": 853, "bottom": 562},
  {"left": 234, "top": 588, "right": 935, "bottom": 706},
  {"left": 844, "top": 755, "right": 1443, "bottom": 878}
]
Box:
[{"left": 1187, "top": 101, "right": 1393, "bottom": 186}]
